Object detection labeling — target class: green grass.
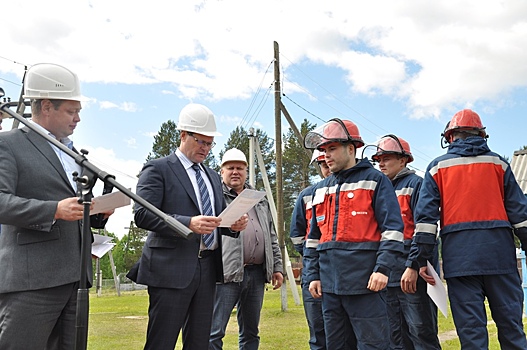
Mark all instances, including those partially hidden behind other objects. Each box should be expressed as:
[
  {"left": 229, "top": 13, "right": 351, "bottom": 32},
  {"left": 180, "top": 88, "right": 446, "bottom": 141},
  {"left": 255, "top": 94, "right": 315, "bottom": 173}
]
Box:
[{"left": 88, "top": 285, "right": 526, "bottom": 349}]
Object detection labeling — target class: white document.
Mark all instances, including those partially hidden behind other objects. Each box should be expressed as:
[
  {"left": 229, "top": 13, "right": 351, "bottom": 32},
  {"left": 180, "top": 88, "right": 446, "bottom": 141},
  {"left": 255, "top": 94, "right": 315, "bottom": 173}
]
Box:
[
  {"left": 91, "top": 190, "right": 131, "bottom": 215},
  {"left": 426, "top": 260, "right": 449, "bottom": 317},
  {"left": 218, "top": 189, "right": 266, "bottom": 227},
  {"left": 91, "top": 233, "right": 116, "bottom": 258}
]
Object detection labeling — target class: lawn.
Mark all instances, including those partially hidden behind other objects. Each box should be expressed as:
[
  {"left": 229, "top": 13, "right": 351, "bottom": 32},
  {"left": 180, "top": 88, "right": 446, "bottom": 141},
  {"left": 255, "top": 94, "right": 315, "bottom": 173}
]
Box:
[{"left": 88, "top": 284, "right": 525, "bottom": 349}]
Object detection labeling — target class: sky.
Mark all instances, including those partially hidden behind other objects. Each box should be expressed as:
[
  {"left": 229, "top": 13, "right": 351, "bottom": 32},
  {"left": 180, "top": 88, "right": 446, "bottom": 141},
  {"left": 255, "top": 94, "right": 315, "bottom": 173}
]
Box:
[{"left": 1, "top": 0, "right": 527, "bottom": 238}]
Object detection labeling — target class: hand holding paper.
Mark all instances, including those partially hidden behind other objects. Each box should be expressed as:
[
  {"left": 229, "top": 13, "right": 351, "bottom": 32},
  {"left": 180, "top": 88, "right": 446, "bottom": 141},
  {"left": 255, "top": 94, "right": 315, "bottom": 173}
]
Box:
[
  {"left": 218, "top": 189, "right": 266, "bottom": 227},
  {"left": 91, "top": 190, "right": 131, "bottom": 215},
  {"left": 426, "top": 261, "right": 448, "bottom": 317}
]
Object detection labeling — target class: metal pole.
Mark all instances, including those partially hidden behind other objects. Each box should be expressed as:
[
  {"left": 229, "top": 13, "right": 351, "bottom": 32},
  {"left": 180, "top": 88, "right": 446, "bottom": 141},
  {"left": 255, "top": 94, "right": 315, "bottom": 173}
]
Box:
[{"left": 96, "top": 258, "right": 102, "bottom": 297}]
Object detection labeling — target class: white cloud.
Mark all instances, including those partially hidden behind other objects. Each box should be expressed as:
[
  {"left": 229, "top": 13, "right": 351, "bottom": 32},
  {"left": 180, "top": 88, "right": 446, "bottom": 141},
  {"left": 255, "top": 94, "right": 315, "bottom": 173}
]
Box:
[
  {"left": 99, "top": 101, "right": 138, "bottom": 112},
  {"left": 3, "top": 0, "right": 527, "bottom": 119},
  {"left": 99, "top": 101, "right": 119, "bottom": 110},
  {"left": 125, "top": 137, "right": 137, "bottom": 149}
]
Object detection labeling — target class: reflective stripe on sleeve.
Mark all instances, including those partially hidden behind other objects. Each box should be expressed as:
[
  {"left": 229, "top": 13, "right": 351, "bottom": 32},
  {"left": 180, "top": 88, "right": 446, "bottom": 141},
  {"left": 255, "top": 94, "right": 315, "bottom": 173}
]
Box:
[
  {"left": 291, "top": 236, "right": 305, "bottom": 245},
  {"left": 415, "top": 222, "right": 437, "bottom": 234},
  {"left": 395, "top": 187, "right": 414, "bottom": 197},
  {"left": 306, "top": 239, "right": 320, "bottom": 249},
  {"left": 381, "top": 230, "right": 404, "bottom": 242},
  {"left": 513, "top": 219, "right": 527, "bottom": 229}
]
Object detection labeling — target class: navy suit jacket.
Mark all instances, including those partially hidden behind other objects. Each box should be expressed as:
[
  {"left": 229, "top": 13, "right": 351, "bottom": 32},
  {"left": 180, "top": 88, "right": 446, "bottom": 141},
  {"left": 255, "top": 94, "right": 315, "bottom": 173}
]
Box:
[{"left": 127, "top": 152, "right": 238, "bottom": 288}]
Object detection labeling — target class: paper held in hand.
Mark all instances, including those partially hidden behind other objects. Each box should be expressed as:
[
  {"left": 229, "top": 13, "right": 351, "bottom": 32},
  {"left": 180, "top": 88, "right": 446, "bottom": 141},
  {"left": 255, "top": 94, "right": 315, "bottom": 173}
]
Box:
[
  {"left": 426, "top": 260, "right": 449, "bottom": 317},
  {"left": 218, "top": 189, "right": 266, "bottom": 227},
  {"left": 91, "top": 190, "right": 131, "bottom": 215}
]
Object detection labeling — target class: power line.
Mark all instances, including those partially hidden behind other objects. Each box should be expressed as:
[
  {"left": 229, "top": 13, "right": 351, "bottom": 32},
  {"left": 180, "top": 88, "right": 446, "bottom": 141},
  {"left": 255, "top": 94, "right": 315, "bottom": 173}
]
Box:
[
  {"left": 238, "top": 59, "right": 274, "bottom": 131},
  {"left": 278, "top": 52, "right": 433, "bottom": 172},
  {"left": 0, "top": 76, "right": 22, "bottom": 87}
]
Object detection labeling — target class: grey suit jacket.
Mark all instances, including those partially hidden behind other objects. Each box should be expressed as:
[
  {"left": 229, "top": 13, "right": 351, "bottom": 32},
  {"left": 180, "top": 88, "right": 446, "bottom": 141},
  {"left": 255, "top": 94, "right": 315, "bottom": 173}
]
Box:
[
  {"left": 127, "top": 152, "right": 238, "bottom": 288},
  {"left": 0, "top": 127, "right": 91, "bottom": 293}
]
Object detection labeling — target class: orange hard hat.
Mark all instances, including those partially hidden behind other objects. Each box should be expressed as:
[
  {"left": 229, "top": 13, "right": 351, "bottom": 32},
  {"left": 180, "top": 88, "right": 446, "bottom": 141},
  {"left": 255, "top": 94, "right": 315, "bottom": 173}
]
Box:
[
  {"left": 304, "top": 118, "right": 364, "bottom": 150},
  {"left": 371, "top": 134, "right": 414, "bottom": 163},
  {"left": 442, "top": 109, "right": 486, "bottom": 143}
]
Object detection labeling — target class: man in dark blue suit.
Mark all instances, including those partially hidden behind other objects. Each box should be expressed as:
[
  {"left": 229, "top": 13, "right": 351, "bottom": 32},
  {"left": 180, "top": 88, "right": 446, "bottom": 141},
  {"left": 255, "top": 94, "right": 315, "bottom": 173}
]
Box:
[{"left": 127, "top": 103, "right": 248, "bottom": 350}]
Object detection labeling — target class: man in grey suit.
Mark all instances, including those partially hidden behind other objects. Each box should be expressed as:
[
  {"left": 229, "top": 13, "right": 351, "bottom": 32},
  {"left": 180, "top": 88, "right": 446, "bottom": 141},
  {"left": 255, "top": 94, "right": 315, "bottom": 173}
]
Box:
[
  {"left": 0, "top": 63, "right": 113, "bottom": 349},
  {"left": 127, "top": 103, "right": 248, "bottom": 350}
]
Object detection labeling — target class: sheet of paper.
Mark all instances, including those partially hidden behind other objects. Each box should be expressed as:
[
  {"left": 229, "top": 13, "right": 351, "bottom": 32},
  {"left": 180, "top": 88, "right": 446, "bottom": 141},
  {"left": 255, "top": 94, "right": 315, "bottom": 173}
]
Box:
[
  {"left": 91, "top": 190, "right": 131, "bottom": 215},
  {"left": 218, "top": 189, "right": 266, "bottom": 227},
  {"left": 91, "top": 233, "right": 116, "bottom": 258},
  {"left": 426, "top": 260, "right": 449, "bottom": 317}
]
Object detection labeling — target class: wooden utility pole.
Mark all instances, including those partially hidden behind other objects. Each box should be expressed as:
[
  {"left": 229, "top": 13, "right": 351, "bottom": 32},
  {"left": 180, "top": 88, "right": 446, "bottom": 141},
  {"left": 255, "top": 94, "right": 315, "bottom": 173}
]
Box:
[{"left": 273, "top": 41, "right": 289, "bottom": 310}]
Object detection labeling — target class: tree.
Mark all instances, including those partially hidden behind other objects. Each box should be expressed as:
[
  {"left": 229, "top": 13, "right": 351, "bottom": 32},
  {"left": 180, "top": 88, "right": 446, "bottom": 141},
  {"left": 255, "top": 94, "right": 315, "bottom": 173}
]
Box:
[{"left": 218, "top": 126, "right": 275, "bottom": 192}]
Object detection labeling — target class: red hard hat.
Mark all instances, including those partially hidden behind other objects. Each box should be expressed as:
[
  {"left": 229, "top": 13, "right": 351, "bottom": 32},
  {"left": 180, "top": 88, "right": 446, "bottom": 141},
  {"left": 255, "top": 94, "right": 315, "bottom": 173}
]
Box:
[
  {"left": 304, "top": 118, "right": 364, "bottom": 149},
  {"left": 372, "top": 135, "right": 414, "bottom": 163},
  {"left": 443, "top": 109, "right": 486, "bottom": 143}
]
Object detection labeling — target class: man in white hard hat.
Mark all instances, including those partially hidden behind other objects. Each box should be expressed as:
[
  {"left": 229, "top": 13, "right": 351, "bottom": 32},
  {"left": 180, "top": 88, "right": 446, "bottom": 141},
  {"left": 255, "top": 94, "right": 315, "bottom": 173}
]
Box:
[
  {"left": 209, "top": 148, "right": 283, "bottom": 349},
  {"left": 0, "top": 63, "right": 113, "bottom": 349},
  {"left": 127, "top": 104, "right": 248, "bottom": 350}
]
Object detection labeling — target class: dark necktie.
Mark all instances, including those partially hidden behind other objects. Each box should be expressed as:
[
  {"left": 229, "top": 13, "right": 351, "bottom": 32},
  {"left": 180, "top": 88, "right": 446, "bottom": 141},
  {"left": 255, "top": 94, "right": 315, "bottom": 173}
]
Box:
[{"left": 192, "top": 163, "right": 215, "bottom": 248}]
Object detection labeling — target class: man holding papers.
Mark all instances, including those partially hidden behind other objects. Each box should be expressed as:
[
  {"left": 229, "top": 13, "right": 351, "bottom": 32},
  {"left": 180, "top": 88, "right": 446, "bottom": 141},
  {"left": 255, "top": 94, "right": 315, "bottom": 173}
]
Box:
[
  {"left": 127, "top": 104, "right": 248, "bottom": 350},
  {"left": 209, "top": 148, "right": 283, "bottom": 350}
]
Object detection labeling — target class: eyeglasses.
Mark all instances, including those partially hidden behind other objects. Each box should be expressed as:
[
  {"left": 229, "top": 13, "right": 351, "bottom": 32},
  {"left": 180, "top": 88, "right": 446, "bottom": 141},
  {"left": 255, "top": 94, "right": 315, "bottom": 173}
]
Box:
[{"left": 187, "top": 132, "right": 216, "bottom": 148}]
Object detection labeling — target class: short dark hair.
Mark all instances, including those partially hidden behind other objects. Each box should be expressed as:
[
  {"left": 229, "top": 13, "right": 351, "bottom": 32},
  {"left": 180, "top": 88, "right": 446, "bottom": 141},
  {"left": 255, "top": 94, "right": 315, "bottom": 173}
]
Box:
[{"left": 31, "top": 99, "right": 64, "bottom": 117}]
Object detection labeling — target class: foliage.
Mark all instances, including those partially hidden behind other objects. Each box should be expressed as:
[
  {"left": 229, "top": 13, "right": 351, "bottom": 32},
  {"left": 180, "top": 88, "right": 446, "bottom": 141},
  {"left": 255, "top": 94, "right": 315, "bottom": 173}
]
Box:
[{"left": 146, "top": 120, "right": 179, "bottom": 161}]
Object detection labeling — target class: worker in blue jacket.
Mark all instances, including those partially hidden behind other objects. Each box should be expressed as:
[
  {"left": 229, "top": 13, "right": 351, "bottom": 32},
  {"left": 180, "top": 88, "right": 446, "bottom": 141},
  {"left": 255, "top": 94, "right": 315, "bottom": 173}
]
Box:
[
  {"left": 372, "top": 135, "right": 440, "bottom": 350},
  {"left": 405, "top": 109, "right": 527, "bottom": 349},
  {"left": 303, "top": 118, "right": 404, "bottom": 349},
  {"left": 290, "top": 150, "right": 331, "bottom": 350}
]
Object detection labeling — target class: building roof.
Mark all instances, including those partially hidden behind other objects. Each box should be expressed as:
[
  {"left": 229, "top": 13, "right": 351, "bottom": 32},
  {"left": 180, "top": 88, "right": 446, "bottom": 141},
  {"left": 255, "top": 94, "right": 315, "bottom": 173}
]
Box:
[{"left": 511, "top": 149, "right": 527, "bottom": 194}]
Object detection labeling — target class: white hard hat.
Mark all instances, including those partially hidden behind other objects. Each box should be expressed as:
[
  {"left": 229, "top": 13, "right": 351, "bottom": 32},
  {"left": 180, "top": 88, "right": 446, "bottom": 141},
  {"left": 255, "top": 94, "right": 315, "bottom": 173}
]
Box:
[
  {"left": 176, "top": 103, "right": 222, "bottom": 137},
  {"left": 23, "top": 63, "right": 85, "bottom": 101},
  {"left": 310, "top": 149, "right": 326, "bottom": 164},
  {"left": 221, "top": 148, "right": 248, "bottom": 166}
]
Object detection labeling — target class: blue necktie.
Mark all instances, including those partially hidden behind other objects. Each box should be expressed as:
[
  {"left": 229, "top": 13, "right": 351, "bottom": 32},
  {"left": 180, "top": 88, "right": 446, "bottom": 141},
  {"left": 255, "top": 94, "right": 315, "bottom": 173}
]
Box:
[{"left": 192, "top": 163, "right": 215, "bottom": 249}]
